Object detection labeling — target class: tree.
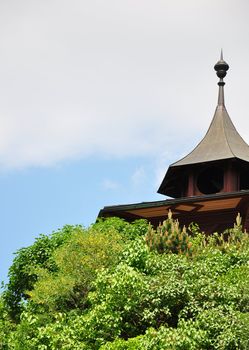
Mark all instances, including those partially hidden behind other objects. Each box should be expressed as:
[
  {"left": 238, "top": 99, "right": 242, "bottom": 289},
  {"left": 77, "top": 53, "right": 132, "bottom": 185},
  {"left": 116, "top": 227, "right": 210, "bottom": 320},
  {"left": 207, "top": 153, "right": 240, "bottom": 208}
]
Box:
[
  {"left": 3, "top": 225, "right": 76, "bottom": 320},
  {"left": 2, "top": 215, "right": 249, "bottom": 349},
  {"left": 28, "top": 224, "right": 124, "bottom": 312}
]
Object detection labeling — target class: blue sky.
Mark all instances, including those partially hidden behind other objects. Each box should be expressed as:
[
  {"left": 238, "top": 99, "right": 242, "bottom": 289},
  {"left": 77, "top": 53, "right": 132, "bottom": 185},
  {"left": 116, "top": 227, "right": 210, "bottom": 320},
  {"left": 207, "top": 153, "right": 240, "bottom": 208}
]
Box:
[
  {"left": 0, "top": 155, "right": 169, "bottom": 282},
  {"left": 1, "top": 0, "right": 249, "bottom": 282}
]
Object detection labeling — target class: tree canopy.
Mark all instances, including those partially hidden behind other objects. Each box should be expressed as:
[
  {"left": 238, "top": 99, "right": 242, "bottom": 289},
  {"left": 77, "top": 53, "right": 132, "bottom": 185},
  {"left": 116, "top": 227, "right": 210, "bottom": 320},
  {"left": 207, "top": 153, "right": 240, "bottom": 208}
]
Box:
[{"left": 1, "top": 214, "right": 249, "bottom": 349}]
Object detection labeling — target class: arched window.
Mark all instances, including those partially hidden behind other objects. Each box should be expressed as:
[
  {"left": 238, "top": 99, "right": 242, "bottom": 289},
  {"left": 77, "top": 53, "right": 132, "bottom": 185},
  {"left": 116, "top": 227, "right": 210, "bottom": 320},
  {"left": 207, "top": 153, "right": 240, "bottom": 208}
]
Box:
[{"left": 197, "top": 166, "right": 224, "bottom": 194}]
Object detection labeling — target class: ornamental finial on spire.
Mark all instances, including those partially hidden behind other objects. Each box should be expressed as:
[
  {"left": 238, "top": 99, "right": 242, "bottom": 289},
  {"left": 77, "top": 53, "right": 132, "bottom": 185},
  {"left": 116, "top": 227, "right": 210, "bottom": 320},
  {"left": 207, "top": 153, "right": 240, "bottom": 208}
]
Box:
[
  {"left": 220, "top": 48, "right": 223, "bottom": 60},
  {"left": 214, "top": 50, "right": 229, "bottom": 86}
]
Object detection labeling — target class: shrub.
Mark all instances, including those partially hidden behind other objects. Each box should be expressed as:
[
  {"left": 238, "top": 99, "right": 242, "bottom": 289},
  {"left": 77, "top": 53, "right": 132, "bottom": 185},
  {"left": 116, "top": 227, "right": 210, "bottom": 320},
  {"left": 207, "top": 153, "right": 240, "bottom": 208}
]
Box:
[{"left": 145, "top": 211, "right": 192, "bottom": 256}]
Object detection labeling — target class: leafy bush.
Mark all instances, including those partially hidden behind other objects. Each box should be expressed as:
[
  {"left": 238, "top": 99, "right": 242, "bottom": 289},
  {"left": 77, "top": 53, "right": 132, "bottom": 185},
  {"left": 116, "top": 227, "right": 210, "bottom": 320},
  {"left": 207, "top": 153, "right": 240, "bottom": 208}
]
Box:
[
  {"left": 3, "top": 225, "right": 76, "bottom": 320},
  {"left": 92, "top": 217, "right": 148, "bottom": 240},
  {"left": 2, "top": 214, "right": 249, "bottom": 349},
  {"left": 28, "top": 225, "right": 124, "bottom": 312},
  {"left": 145, "top": 211, "right": 192, "bottom": 256}
]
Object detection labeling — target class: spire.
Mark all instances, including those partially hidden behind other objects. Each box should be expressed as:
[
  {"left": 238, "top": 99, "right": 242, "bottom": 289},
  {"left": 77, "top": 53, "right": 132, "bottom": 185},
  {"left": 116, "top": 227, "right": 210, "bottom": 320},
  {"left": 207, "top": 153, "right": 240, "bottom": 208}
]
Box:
[
  {"left": 214, "top": 50, "right": 229, "bottom": 106},
  {"left": 168, "top": 53, "right": 249, "bottom": 166},
  {"left": 158, "top": 53, "right": 249, "bottom": 197}
]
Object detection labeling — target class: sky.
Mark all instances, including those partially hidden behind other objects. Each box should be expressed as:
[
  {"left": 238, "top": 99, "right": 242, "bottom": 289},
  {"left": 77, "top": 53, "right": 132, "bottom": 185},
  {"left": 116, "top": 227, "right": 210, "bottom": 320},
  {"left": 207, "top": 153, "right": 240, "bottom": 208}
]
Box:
[{"left": 1, "top": 0, "right": 249, "bottom": 282}]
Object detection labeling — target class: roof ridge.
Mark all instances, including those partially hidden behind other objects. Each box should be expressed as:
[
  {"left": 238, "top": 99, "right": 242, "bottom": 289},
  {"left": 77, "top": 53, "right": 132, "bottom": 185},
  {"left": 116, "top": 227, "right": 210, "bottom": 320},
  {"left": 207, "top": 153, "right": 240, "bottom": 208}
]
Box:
[{"left": 217, "top": 104, "right": 236, "bottom": 158}]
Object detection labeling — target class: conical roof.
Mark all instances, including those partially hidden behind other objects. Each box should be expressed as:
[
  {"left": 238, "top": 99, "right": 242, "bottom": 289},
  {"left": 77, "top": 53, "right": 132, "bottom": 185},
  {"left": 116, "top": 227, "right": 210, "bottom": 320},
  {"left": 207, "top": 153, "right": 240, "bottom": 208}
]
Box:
[
  {"left": 158, "top": 54, "right": 249, "bottom": 197},
  {"left": 172, "top": 92, "right": 249, "bottom": 166}
]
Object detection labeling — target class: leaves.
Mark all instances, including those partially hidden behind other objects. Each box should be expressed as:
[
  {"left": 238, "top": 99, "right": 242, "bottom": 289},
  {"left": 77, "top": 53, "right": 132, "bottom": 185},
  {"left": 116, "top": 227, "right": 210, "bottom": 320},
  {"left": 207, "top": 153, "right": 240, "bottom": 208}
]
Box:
[
  {"left": 145, "top": 211, "right": 192, "bottom": 256},
  {"left": 3, "top": 225, "right": 76, "bottom": 320},
  {"left": 28, "top": 225, "right": 124, "bottom": 312},
  {"left": 2, "top": 216, "right": 249, "bottom": 349}
]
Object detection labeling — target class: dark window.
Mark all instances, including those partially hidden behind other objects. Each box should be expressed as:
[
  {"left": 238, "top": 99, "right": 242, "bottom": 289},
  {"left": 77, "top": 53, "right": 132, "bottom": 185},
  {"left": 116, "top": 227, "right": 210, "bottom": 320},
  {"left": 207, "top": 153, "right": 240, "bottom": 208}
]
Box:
[
  {"left": 240, "top": 168, "right": 249, "bottom": 190},
  {"left": 197, "top": 166, "right": 224, "bottom": 194}
]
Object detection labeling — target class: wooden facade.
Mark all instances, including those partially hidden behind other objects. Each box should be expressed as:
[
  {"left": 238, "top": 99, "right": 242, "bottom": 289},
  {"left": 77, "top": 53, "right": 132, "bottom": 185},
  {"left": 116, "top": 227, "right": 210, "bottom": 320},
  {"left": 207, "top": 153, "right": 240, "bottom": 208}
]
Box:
[{"left": 99, "top": 191, "right": 249, "bottom": 233}]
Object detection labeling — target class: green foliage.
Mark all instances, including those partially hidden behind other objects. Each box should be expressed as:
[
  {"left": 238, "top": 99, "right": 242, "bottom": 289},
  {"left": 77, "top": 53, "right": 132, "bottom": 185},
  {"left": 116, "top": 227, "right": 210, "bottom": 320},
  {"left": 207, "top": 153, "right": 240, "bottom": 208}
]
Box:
[
  {"left": 121, "top": 237, "right": 150, "bottom": 271},
  {"left": 99, "top": 324, "right": 207, "bottom": 350},
  {"left": 0, "top": 295, "right": 15, "bottom": 349},
  {"left": 2, "top": 214, "right": 249, "bottom": 349},
  {"left": 92, "top": 217, "right": 148, "bottom": 240},
  {"left": 145, "top": 211, "right": 192, "bottom": 256},
  {"left": 83, "top": 264, "right": 149, "bottom": 345},
  {"left": 7, "top": 311, "right": 87, "bottom": 350},
  {"left": 189, "top": 213, "right": 248, "bottom": 256},
  {"left": 100, "top": 309, "right": 249, "bottom": 350},
  {"left": 3, "top": 225, "right": 76, "bottom": 320},
  {"left": 28, "top": 225, "right": 124, "bottom": 312}
]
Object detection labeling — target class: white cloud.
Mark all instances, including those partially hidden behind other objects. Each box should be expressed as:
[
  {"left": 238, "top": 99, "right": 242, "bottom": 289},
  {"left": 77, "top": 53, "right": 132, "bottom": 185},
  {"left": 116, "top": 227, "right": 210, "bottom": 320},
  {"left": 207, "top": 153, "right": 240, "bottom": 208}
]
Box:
[
  {"left": 102, "top": 179, "right": 120, "bottom": 190},
  {"left": 131, "top": 167, "right": 146, "bottom": 188},
  {"left": 0, "top": 0, "right": 249, "bottom": 169}
]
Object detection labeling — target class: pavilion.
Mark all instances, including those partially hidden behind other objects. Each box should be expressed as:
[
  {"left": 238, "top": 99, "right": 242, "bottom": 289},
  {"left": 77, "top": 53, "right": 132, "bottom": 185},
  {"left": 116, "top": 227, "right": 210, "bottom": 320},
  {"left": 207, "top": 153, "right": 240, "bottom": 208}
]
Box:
[{"left": 99, "top": 54, "right": 249, "bottom": 233}]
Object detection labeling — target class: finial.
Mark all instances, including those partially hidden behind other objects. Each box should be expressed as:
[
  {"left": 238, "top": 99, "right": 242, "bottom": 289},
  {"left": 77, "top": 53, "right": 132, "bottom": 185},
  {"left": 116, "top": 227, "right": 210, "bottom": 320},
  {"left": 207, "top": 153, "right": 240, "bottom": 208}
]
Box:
[
  {"left": 220, "top": 48, "right": 223, "bottom": 61},
  {"left": 214, "top": 51, "right": 229, "bottom": 86},
  {"left": 214, "top": 51, "right": 229, "bottom": 106}
]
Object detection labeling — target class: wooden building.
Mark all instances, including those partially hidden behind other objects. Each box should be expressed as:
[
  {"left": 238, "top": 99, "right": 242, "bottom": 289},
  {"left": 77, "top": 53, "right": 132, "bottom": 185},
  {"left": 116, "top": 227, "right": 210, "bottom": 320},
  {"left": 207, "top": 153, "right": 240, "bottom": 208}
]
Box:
[{"left": 99, "top": 54, "right": 249, "bottom": 233}]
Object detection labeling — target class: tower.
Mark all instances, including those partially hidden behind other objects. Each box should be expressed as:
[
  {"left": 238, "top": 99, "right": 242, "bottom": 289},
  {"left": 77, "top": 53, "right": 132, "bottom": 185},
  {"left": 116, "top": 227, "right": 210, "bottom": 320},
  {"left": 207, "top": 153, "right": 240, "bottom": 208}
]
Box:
[
  {"left": 99, "top": 54, "right": 249, "bottom": 233},
  {"left": 158, "top": 52, "right": 249, "bottom": 199}
]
